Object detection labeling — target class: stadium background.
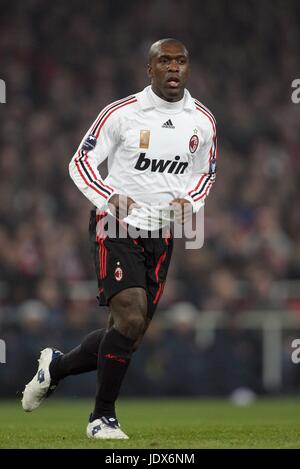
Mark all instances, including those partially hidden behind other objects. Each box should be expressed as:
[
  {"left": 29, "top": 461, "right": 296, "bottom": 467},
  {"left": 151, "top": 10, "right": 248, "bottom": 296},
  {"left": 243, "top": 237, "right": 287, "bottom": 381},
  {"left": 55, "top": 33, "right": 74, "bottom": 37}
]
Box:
[{"left": 0, "top": 0, "right": 300, "bottom": 402}]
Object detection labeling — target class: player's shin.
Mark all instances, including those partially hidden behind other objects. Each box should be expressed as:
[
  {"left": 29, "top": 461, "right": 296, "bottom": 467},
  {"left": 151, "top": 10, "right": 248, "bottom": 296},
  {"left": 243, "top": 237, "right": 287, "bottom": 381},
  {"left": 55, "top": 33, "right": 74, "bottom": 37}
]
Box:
[{"left": 92, "top": 327, "right": 135, "bottom": 419}]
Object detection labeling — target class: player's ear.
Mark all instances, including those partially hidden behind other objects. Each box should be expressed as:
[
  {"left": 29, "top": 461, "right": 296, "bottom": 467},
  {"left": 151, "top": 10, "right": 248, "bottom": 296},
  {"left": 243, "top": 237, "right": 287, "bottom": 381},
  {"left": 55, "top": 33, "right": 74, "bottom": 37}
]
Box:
[{"left": 147, "top": 63, "right": 152, "bottom": 79}]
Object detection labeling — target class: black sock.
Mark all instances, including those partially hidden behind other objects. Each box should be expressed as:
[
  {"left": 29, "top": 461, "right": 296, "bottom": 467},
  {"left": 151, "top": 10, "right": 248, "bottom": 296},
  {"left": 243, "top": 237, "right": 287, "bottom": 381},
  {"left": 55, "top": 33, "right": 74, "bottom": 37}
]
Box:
[
  {"left": 93, "top": 327, "right": 135, "bottom": 419},
  {"left": 50, "top": 329, "right": 106, "bottom": 382}
]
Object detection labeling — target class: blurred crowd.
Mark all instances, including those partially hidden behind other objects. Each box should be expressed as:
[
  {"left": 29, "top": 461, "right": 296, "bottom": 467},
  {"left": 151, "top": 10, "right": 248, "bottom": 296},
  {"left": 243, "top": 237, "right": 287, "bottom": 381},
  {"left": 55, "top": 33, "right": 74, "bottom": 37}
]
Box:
[{"left": 0, "top": 0, "right": 300, "bottom": 396}]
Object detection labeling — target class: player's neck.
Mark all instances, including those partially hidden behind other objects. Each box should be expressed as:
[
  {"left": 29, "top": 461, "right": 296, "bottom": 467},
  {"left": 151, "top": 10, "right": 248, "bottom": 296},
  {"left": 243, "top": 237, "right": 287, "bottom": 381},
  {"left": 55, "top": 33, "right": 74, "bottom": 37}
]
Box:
[
  {"left": 149, "top": 86, "right": 185, "bottom": 112},
  {"left": 151, "top": 86, "right": 184, "bottom": 103}
]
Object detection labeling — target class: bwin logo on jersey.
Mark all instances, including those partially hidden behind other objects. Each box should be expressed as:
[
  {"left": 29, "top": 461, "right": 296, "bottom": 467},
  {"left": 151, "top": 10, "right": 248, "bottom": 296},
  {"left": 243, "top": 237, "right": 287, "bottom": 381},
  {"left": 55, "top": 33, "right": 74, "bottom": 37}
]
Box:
[
  {"left": 81, "top": 134, "right": 97, "bottom": 152},
  {"left": 134, "top": 153, "right": 188, "bottom": 174}
]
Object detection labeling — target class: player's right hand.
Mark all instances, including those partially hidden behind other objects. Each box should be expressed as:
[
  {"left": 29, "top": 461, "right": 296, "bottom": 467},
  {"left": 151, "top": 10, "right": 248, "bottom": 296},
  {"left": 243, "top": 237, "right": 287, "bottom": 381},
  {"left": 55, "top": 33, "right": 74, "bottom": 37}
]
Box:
[{"left": 108, "top": 194, "right": 141, "bottom": 220}]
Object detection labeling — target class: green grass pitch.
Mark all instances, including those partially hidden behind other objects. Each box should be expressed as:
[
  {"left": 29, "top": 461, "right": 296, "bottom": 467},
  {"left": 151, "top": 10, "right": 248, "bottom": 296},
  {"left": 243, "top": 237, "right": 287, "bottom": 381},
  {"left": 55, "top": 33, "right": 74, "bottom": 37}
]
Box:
[{"left": 1, "top": 398, "right": 300, "bottom": 448}]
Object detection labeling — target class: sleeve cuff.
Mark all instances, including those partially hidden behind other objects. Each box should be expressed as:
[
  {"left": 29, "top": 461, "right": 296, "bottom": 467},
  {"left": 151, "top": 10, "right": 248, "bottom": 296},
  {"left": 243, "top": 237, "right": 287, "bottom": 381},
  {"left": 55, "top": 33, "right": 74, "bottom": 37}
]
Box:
[{"left": 184, "top": 195, "right": 205, "bottom": 213}]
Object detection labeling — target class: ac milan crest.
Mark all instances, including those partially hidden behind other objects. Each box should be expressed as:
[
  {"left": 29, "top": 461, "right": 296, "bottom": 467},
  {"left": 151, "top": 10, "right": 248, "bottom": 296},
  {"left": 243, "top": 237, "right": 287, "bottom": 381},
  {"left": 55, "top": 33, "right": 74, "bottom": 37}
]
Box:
[
  {"left": 189, "top": 134, "right": 199, "bottom": 153},
  {"left": 114, "top": 267, "right": 123, "bottom": 281}
]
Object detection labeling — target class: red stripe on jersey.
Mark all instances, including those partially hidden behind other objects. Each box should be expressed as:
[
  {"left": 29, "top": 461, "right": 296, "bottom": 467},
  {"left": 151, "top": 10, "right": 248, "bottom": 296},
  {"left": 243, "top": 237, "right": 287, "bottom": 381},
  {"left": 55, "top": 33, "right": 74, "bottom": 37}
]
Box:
[
  {"left": 75, "top": 150, "right": 112, "bottom": 198},
  {"left": 194, "top": 180, "right": 214, "bottom": 202},
  {"left": 95, "top": 99, "right": 137, "bottom": 139},
  {"left": 82, "top": 151, "right": 114, "bottom": 192},
  {"left": 75, "top": 159, "right": 108, "bottom": 199},
  {"left": 74, "top": 98, "right": 137, "bottom": 200},
  {"left": 195, "top": 105, "right": 218, "bottom": 162},
  {"left": 91, "top": 95, "right": 135, "bottom": 135},
  {"left": 189, "top": 174, "right": 212, "bottom": 199},
  {"left": 194, "top": 99, "right": 216, "bottom": 126},
  {"left": 195, "top": 106, "right": 216, "bottom": 137},
  {"left": 188, "top": 173, "right": 208, "bottom": 196}
]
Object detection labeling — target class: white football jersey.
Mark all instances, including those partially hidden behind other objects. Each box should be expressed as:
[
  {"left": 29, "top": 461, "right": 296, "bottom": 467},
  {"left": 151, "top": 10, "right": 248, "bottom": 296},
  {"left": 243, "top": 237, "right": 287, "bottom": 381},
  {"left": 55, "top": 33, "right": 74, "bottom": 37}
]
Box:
[{"left": 69, "top": 86, "right": 217, "bottom": 230}]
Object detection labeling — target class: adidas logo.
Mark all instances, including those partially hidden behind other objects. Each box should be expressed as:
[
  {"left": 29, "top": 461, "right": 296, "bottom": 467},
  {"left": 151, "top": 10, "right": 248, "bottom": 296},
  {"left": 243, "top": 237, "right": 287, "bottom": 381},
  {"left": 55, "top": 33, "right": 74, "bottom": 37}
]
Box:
[{"left": 162, "top": 119, "right": 175, "bottom": 129}]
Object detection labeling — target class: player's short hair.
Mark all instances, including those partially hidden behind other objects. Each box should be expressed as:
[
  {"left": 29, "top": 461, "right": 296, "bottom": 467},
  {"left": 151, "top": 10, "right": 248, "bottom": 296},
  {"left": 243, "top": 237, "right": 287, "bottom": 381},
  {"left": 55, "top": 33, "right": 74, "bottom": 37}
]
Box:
[{"left": 148, "top": 38, "right": 189, "bottom": 63}]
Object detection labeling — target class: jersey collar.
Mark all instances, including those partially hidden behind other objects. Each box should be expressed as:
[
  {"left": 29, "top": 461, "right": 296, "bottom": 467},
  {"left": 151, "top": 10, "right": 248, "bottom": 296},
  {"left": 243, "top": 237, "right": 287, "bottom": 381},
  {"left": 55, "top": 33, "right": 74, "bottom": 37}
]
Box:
[{"left": 138, "top": 86, "right": 195, "bottom": 112}]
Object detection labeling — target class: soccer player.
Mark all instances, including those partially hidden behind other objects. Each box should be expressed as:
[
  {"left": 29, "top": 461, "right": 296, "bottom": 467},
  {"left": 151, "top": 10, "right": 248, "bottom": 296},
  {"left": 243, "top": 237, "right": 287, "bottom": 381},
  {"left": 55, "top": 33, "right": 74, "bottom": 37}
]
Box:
[{"left": 22, "top": 38, "right": 218, "bottom": 439}]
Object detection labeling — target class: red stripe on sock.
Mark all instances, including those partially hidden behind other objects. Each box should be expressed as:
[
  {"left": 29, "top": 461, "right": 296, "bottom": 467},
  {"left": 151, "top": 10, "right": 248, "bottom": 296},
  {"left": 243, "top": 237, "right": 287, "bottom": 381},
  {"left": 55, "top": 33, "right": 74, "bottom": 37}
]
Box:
[{"left": 104, "top": 353, "right": 126, "bottom": 364}]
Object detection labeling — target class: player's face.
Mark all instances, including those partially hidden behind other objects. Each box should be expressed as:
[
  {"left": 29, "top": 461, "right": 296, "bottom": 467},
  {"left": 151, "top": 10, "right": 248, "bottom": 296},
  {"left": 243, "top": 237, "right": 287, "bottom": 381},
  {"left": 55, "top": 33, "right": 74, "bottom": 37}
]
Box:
[{"left": 148, "top": 43, "right": 190, "bottom": 102}]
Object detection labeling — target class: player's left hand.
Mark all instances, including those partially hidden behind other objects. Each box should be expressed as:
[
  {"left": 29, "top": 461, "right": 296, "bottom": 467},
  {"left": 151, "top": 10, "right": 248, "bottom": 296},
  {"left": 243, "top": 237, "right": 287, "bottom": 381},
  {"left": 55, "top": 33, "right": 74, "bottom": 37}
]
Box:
[
  {"left": 108, "top": 194, "right": 141, "bottom": 220},
  {"left": 169, "top": 198, "right": 193, "bottom": 224}
]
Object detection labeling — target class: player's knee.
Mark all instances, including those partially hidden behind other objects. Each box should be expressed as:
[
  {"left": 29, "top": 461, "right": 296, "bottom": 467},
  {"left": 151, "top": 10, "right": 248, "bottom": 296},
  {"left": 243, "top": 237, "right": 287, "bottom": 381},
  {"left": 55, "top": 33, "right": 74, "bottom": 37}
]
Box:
[
  {"left": 110, "top": 288, "right": 147, "bottom": 340},
  {"left": 124, "top": 313, "right": 146, "bottom": 340},
  {"left": 114, "top": 311, "right": 146, "bottom": 340}
]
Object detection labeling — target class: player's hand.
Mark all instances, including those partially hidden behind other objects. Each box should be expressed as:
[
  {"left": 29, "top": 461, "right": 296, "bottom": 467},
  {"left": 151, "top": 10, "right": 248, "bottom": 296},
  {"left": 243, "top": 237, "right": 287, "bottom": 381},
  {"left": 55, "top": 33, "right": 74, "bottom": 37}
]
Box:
[
  {"left": 108, "top": 194, "right": 141, "bottom": 220},
  {"left": 169, "top": 198, "right": 193, "bottom": 224}
]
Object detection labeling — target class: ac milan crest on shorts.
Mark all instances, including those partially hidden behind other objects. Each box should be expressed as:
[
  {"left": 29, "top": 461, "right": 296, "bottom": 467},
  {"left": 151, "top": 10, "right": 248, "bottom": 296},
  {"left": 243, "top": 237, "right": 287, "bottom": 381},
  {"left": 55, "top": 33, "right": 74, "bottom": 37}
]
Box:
[{"left": 114, "top": 266, "right": 123, "bottom": 281}]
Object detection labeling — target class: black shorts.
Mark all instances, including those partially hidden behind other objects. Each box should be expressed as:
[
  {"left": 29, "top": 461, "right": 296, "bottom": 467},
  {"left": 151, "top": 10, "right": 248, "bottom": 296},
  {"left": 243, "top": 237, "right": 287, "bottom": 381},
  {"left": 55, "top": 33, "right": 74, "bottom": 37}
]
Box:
[{"left": 89, "top": 209, "right": 173, "bottom": 319}]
